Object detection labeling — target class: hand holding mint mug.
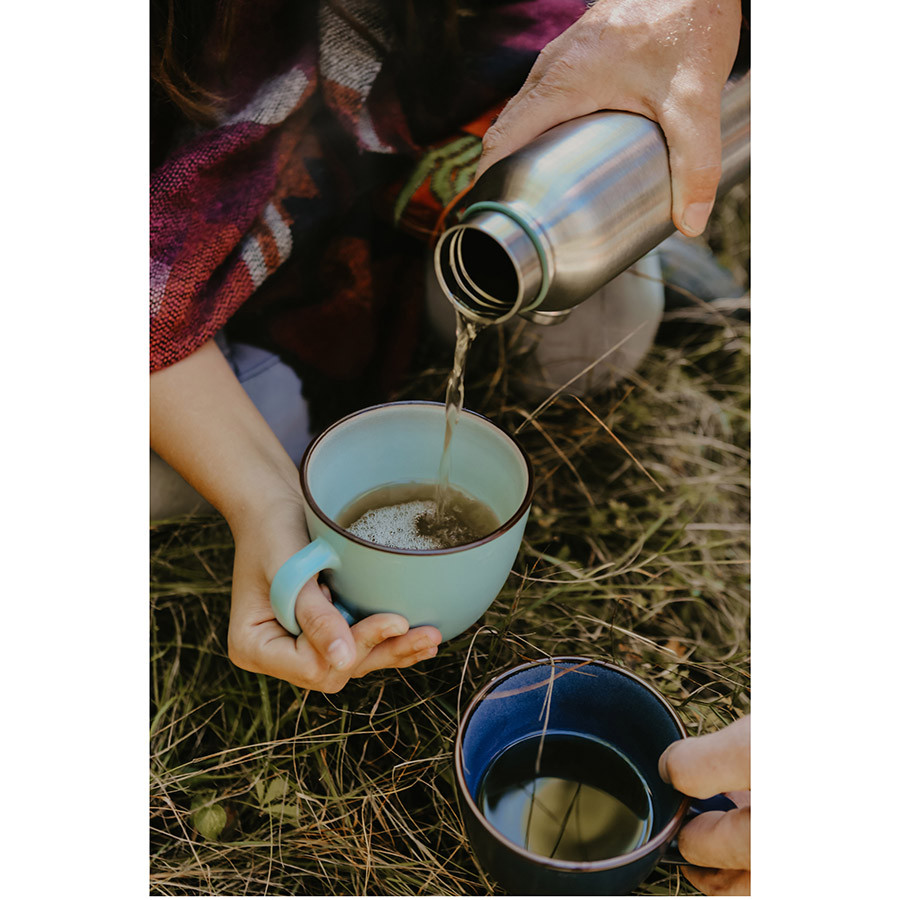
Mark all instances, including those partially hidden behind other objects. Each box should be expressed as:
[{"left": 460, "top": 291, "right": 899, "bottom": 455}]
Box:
[
  {"left": 270, "top": 401, "right": 533, "bottom": 647},
  {"left": 227, "top": 489, "right": 443, "bottom": 694}
]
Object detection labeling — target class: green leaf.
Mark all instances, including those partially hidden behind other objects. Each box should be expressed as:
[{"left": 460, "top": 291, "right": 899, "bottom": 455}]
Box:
[
  {"left": 263, "top": 801, "right": 303, "bottom": 823},
  {"left": 190, "top": 797, "right": 228, "bottom": 841},
  {"left": 263, "top": 775, "right": 291, "bottom": 807}
]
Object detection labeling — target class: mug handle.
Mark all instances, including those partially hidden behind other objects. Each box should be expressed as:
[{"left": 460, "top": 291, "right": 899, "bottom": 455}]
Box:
[
  {"left": 660, "top": 793, "right": 737, "bottom": 866},
  {"left": 269, "top": 538, "right": 355, "bottom": 635}
]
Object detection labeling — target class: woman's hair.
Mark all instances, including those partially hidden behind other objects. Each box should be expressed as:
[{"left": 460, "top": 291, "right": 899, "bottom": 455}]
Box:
[
  {"left": 150, "top": 0, "right": 240, "bottom": 167},
  {"left": 150, "top": 0, "right": 238, "bottom": 122},
  {"left": 151, "top": 0, "right": 480, "bottom": 164}
]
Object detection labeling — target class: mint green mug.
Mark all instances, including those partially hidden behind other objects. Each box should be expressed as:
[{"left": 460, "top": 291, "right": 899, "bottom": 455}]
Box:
[{"left": 270, "top": 401, "right": 534, "bottom": 640}]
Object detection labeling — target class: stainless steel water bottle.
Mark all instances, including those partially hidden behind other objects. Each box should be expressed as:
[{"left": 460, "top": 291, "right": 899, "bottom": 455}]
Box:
[{"left": 434, "top": 72, "right": 750, "bottom": 325}]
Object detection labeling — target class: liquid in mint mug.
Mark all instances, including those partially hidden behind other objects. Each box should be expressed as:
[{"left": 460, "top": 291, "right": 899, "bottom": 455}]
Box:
[{"left": 270, "top": 401, "right": 533, "bottom": 640}]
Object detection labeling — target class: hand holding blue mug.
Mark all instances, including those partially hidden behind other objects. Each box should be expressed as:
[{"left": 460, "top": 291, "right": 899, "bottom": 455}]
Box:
[
  {"left": 659, "top": 715, "right": 751, "bottom": 895},
  {"left": 455, "top": 658, "right": 749, "bottom": 895}
]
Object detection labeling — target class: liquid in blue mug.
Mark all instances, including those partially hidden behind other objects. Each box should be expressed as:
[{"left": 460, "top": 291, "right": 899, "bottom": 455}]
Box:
[{"left": 270, "top": 401, "right": 534, "bottom": 639}]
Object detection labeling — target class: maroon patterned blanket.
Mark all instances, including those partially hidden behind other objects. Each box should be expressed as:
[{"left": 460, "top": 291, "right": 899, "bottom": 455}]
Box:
[{"left": 150, "top": 0, "right": 586, "bottom": 406}]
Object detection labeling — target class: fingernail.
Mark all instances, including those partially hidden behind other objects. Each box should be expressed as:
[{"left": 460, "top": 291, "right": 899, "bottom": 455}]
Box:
[
  {"left": 384, "top": 622, "right": 409, "bottom": 639},
  {"left": 326, "top": 638, "right": 354, "bottom": 670},
  {"left": 420, "top": 646, "right": 438, "bottom": 659},
  {"left": 681, "top": 202, "right": 712, "bottom": 236}
]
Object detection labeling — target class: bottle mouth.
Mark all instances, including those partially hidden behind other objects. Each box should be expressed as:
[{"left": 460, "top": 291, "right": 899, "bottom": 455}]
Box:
[
  {"left": 435, "top": 225, "right": 524, "bottom": 324},
  {"left": 434, "top": 207, "right": 545, "bottom": 325}
]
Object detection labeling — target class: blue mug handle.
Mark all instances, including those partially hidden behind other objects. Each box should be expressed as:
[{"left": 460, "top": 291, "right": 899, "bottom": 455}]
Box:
[
  {"left": 269, "top": 538, "right": 355, "bottom": 635},
  {"left": 661, "top": 793, "right": 737, "bottom": 866}
]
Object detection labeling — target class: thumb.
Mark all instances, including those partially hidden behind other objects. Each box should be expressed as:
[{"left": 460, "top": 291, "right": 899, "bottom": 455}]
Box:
[
  {"left": 293, "top": 578, "right": 356, "bottom": 671},
  {"left": 658, "top": 99, "right": 723, "bottom": 237},
  {"left": 659, "top": 715, "right": 750, "bottom": 799}
]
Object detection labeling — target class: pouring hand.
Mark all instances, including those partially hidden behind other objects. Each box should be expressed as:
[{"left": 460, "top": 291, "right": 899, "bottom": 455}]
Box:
[
  {"left": 658, "top": 714, "right": 750, "bottom": 895},
  {"left": 475, "top": 0, "right": 742, "bottom": 237}
]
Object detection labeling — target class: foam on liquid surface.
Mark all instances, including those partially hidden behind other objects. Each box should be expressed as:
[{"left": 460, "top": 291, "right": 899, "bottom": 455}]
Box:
[{"left": 346, "top": 500, "right": 445, "bottom": 550}]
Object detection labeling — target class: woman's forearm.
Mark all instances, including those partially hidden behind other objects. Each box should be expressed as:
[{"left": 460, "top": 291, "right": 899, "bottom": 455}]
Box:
[{"left": 150, "top": 340, "right": 303, "bottom": 531}]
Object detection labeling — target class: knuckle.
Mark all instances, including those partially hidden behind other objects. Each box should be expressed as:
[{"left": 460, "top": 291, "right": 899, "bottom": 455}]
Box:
[
  {"left": 532, "top": 63, "right": 601, "bottom": 113},
  {"left": 687, "top": 159, "right": 722, "bottom": 183},
  {"left": 407, "top": 648, "right": 437, "bottom": 668},
  {"left": 300, "top": 608, "right": 338, "bottom": 643},
  {"left": 480, "top": 125, "right": 505, "bottom": 157},
  {"left": 543, "top": 52, "right": 580, "bottom": 84},
  {"left": 534, "top": 63, "right": 581, "bottom": 100},
  {"left": 533, "top": 45, "right": 553, "bottom": 69},
  {"left": 672, "top": 75, "right": 719, "bottom": 111},
  {"left": 533, "top": 37, "right": 565, "bottom": 69},
  {"left": 388, "top": 648, "right": 414, "bottom": 669},
  {"left": 686, "top": 162, "right": 722, "bottom": 196}
]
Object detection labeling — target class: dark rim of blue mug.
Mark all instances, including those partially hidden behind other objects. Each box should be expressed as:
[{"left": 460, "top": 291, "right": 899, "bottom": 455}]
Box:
[
  {"left": 298, "top": 400, "right": 535, "bottom": 556},
  {"left": 454, "top": 656, "right": 691, "bottom": 872}
]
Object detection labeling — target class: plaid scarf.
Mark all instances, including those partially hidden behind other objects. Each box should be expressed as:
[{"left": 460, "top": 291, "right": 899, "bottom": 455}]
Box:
[{"left": 150, "top": 0, "right": 585, "bottom": 408}]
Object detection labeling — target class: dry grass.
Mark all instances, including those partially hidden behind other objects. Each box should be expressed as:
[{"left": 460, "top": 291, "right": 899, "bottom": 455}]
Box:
[{"left": 150, "top": 187, "right": 750, "bottom": 896}]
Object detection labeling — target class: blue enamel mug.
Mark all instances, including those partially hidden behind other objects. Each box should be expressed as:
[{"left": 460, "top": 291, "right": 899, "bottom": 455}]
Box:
[
  {"left": 455, "top": 657, "right": 732, "bottom": 895},
  {"left": 270, "top": 401, "right": 533, "bottom": 640}
]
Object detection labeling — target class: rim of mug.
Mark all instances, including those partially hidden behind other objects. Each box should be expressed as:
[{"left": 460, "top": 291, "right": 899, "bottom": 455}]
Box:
[
  {"left": 454, "top": 656, "right": 691, "bottom": 873},
  {"left": 298, "top": 400, "right": 535, "bottom": 556}
]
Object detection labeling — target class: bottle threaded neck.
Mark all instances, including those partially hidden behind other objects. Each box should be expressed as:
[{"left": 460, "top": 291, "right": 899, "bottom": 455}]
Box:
[{"left": 434, "top": 208, "right": 544, "bottom": 325}]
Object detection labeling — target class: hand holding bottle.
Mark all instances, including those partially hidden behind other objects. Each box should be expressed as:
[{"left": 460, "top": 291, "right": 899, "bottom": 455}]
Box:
[{"left": 476, "top": 0, "right": 743, "bottom": 237}]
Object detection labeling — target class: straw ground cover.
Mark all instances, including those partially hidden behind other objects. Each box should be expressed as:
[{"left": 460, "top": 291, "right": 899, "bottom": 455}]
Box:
[{"left": 150, "top": 186, "right": 749, "bottom": 896}]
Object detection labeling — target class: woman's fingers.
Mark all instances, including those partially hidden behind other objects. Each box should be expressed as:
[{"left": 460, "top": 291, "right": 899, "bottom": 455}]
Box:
[
  {"left": 658, "top": 716, "right": 750, "bottom": 892},
  {"left": 678, "top": 805, "right": 751, "bottom": 870},
  {"left": 230, "top": 612, "right": 425, "bottom": 693},
  {"left": 232, "top": 562, "right": 442, "bottom": 689},
  {"left": 230, "top": 615, "right": 421, "bottom": 692},
  {"left": 476, "top": 75, "right": 599, "bottom": 180},
  {"left": 352, "top": 624, "right": 442, "bottom": 677},
  {"left": 240, "top": 631, "right": 337, "bottom": 690},
  {"left": 475, "top": 18, "right": 608, "bottom": 181},
  {"left": 725, "top": 789, "right": 751, "bottom": 809},
  {"left": 683, "top": 866, "right": 750, "bottom": 896},
  {"left": 347, "top": 612, "right": 412, "bottom": 661},
  {"left": 659, "top": 715, "right": 750, "bottom": 798}
]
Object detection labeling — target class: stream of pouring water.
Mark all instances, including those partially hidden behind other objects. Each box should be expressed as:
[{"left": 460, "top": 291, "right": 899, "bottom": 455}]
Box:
[{"left": 435, "top": 311, "right": 484, "bottom": 520}]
